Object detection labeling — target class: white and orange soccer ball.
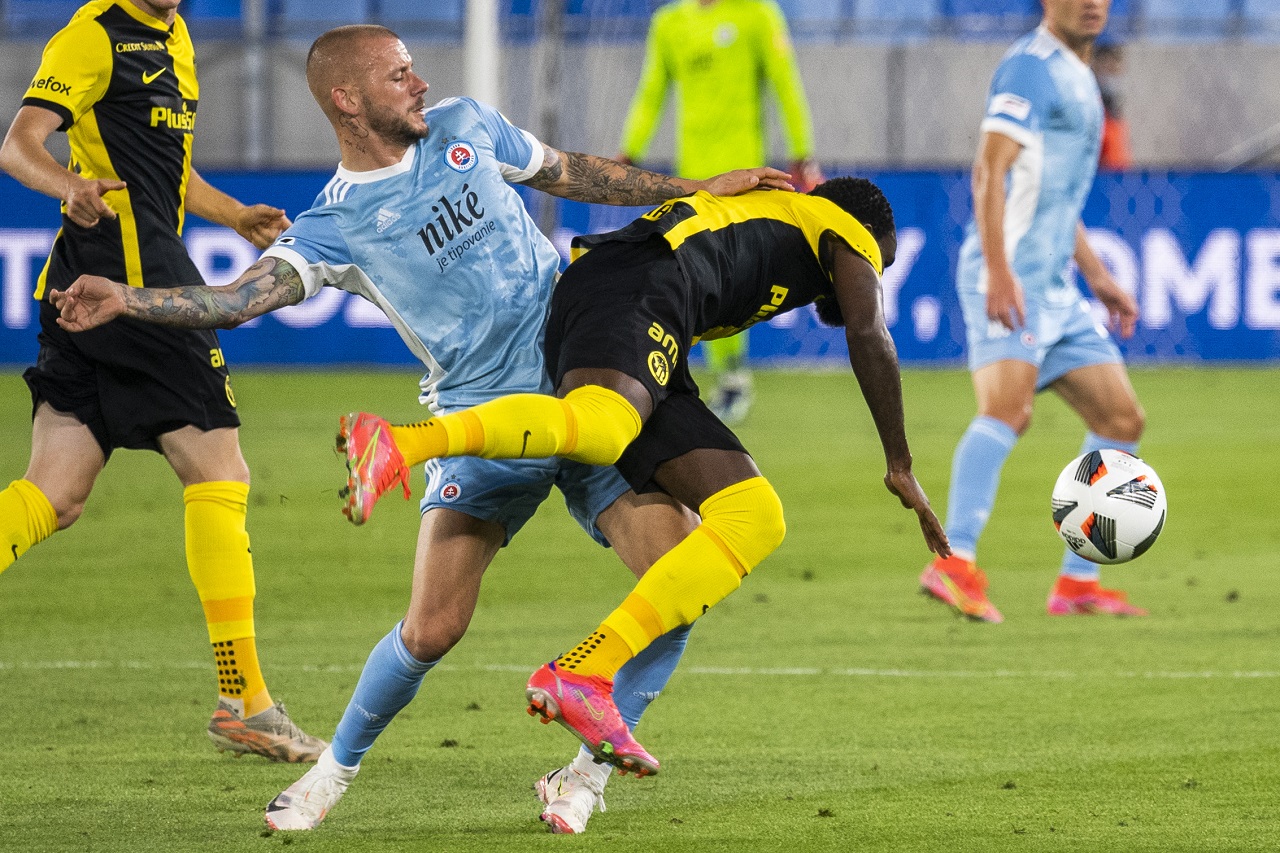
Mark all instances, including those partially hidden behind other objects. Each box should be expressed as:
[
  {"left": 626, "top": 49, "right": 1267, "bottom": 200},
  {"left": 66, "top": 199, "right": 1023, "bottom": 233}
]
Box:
[{"left": 1051, "top": 449, "right": 1167, "bottom": 565}]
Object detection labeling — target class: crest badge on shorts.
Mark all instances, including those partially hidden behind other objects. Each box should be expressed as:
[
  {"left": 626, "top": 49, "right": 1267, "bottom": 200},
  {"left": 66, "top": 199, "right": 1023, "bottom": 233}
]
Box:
[
  {"left": 647, "top": 351, "right": 670, "bottom": 386},
  {"left": 440, "top": 481, "right": 462, "bottom": 502}
]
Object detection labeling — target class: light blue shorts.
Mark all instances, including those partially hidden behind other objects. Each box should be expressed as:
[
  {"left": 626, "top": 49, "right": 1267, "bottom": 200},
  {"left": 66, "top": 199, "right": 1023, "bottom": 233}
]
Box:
[
  {"left": 959, "top": 289, "right": 1123, "bottom": 391},
  {"left": 419, "top": 455, "right": 630, "bottom": 547}
]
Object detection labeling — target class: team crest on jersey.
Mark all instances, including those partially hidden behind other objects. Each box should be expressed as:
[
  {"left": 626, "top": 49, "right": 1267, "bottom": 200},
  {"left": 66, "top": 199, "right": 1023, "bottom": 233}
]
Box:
[
  {"left": 440, "top": 481, "right": 462, "bottom": 502},
  {"left": 1021, "top": 330, "right": 1037, "bottom": 347},
  {"left": 445, "top": 141, "right": 477, "bottom": 173},
  {"left": 647, "top": 351, "right": 671, "bottom": 386}
]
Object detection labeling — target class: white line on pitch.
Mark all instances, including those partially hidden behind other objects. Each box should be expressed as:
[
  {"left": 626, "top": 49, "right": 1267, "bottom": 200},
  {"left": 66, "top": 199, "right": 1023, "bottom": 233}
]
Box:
[{"left": 1, "top": 660, "right": 1277, "bottom": 680}]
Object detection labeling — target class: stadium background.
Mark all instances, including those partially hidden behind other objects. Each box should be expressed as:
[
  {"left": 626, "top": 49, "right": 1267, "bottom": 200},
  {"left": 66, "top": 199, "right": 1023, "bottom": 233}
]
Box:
[{"left": 2, "top": 0, "right": 1279, "bottom": 369}]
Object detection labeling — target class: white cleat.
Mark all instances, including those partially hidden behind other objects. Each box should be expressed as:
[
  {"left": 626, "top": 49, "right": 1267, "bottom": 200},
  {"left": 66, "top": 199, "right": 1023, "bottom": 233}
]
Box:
[
  {"left": 265, "top": 746, "right": 359, "bottom": 831},
  {"left": 535, "top": 765, "right": 607, "bottom": 835}
]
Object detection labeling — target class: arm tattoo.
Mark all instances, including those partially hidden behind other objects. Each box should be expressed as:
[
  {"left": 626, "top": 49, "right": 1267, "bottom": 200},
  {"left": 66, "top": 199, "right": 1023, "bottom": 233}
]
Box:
[
  {"left": 121, "top": 257, "right": 306, "bottom": 329},
  {"left": 525, "top": 146, "right": 691, "bottom": 205}
]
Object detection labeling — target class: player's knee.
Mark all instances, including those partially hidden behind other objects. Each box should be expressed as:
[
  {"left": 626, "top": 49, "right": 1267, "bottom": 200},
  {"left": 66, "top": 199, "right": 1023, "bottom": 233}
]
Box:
[
  {"left": 400, "top": 614, "right": 466, "bottom": 662},
  {"left": 54, "top": 500, "right": 86, "bottom": 531},
  {"left": 700, "top": 477, "right": 786, "bottom": 577},
  {"left": 562, "top": 385, "right": 643, "bottom": 465}
]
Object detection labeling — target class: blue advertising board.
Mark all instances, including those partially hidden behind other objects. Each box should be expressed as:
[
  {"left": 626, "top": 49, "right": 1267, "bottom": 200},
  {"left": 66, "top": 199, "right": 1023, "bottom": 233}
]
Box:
[{"left": 2, "top": 170, "right": 1279, "bottom": 367}]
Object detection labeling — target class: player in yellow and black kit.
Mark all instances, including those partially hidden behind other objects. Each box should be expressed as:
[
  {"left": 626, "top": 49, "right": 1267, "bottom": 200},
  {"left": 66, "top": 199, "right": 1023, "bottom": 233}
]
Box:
[
  {"left": 348, "top": 178, "right": 951, "bottom": 772},
  {"left": 0, "top": 0, "right": 324, "bottom": 762}
]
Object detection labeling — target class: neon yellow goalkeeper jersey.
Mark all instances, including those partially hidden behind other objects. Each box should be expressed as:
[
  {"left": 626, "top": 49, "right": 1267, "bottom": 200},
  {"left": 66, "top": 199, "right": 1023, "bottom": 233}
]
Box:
[{"left": 619, "top": 0, "right": 816, "bottom": 180}]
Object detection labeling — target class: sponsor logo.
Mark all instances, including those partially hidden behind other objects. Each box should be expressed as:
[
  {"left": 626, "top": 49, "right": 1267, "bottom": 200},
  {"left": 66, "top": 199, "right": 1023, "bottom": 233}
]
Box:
[
  {"left": 275, "top": 236, "right": 296, "bottom": 245},
  {"left": 150, "top": 102, "right": 196, "bottom": 131},
  {"left": 440, "top": 482, "right": 461, "bottom": 502},
  {"left": 30, "top": 75, "right": 71, "bottom": 95},
  {"left": 419, "top": 183, "right": 499, "bottom": 271},
  {"left": 444, "top": 141, "right": 477, "bottom": 172},
  {"left": 142, "top": 67, "right": 166, "bottom": 85},
  {"left": 746, "top": 285, "right": 789, "bottom": 327},
  {"left": 115, "top": 41, "right": 165, "bottom": 53},
  {"left": 646, "top": 321, "right": 679, "bottom": 368},
  {"left": 648, "top": 350, "right": 670, "bottom": 385},
  {"left": 375, "top": 208, "right": 401, "bottom": 234},
  {"left": 988, "top": 92, "right": 1032, "bottom": 122},
  {"left": 224, "top": 376, "right": 236, "bottom": 408}
]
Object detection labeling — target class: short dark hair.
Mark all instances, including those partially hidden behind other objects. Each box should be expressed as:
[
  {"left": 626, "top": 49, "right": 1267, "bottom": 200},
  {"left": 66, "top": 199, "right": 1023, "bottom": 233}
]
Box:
[
  {"left": 807, "top": 177, "right": 895, "bottom": 328},
  {"left": 807, "top": 176, "right": 895, "bottom": 241}
]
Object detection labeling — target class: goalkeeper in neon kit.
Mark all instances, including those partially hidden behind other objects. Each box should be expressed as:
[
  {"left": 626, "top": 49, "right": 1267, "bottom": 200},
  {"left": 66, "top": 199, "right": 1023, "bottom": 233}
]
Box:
[{"left": 616, "top": 0, "right": 823, "bottom": 424}]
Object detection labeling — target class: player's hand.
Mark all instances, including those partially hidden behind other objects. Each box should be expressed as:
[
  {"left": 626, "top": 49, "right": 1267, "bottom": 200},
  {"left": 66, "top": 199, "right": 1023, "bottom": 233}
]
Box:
[
  {"left": 884, "top": 468, "right": 951, "bottom": 558},
  {"left": 1089, "top": 275, "right": 1139, "bottom": 339},
  {"left": 49, "top": 275, "right": 129, "bottom": 332},
  {"left": 985, "top": 265, "right": 1026, "bottom": 331},
  {"left": 788, "top": 159, "right": 824, "bottom": 193},
  {"left": 64, "top": 177, "right": 127, "bottom": 229},
  {"left": 701, "top": 167, "right": 795, "bottom": 197},
  {"left": 235, "top": 204, "right": 292, "bottom": 250}
]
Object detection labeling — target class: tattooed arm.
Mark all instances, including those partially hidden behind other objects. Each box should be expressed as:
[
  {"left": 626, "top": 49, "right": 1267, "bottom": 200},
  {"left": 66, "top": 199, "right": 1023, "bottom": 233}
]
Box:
[
  {"left": 522, "top": 145, "right": 794, "bottom": 205},
  {"left": 49, "top": 257, "right": 307, "bottom": 332}
]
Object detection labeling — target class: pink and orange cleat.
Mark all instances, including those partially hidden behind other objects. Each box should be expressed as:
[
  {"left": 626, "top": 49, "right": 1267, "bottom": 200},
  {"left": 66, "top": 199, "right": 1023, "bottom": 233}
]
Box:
[
  {"left": 920, "top": 554, "right": 1004, "bottom": 623},
  {"left": 336, "top": 412, "right": 411, "bottom": 525},
  {"left": 526, "top": 661, "right": 659, "bottom": 778},
  {"left": 1047, "top": 576, "right": 1148, "bottom": 616}
]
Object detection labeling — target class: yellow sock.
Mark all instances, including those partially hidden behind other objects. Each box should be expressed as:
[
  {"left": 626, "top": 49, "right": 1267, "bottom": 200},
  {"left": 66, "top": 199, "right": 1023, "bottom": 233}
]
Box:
[
  {"left": 185, "top": 481, "right": 272, "bottom": 716},
  {"left": 0, "top": 479, "right": 58, "bottom": 575},
  {"left": 565, "top": 477, "right": 786, "bottom": 680},
  {"left": 392, "top": 385, "right": 642, "bottom": 466}
]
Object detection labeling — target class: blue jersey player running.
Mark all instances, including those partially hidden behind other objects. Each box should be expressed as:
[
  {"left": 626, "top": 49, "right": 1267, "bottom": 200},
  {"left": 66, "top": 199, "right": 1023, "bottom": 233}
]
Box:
[
  {"left": 919, "top": 0, "right": 1147, "bottom": 622},
  {"left": 49, "top": 24, "right": 792, "bottom": 835}
]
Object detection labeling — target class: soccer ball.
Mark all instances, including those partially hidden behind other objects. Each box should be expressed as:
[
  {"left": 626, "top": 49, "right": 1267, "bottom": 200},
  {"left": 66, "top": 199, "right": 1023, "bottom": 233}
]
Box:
[{"left": 1051, "top": 449, "right": 1167, "bottom": 565}]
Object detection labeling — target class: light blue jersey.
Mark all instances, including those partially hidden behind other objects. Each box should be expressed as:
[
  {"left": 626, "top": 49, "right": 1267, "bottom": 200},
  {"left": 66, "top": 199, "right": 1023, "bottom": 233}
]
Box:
[
  {"left": 957, "top": 25, "right": 1103, "bottom": 308},
  {"left": 262, "top": 97, "right": 562, "bottom": 412}
]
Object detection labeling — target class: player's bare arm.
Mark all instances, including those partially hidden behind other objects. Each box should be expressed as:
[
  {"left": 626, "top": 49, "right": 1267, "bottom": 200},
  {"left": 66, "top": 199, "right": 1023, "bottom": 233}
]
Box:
[
  {"left": 0, "top": 105, "right": 125, "bottom": 228},
  {"left": 187, "top": 168, "right": 291, "bottom": 250},
  {"left": 828, "top": 238, "right": 950, "bottom": 557},
  {"left": 972, "top": 130, "right": 1026, "bottom": 330},
  {"left": 524, "top": 145, "right": 793, "bottom": 204},
  {"left": 1074, "top": 222, "right": 1138, "bottom": 338},
  {"left": 51, "top": 257, "right": 306, "bottom": 332}
]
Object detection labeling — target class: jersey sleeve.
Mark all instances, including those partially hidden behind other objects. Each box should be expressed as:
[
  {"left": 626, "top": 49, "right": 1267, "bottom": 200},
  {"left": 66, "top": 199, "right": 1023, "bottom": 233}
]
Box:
[
  {"left": 259, "top": 211, "right": 361, "bottom": 299},
  {"left": 757, "top": 1, "right": 815, "bottom": 162},
  {"left": 618, "top": 9, "right": 674, "bottom": 162},
  {"left": 461, "top": 97, "right": 545, "bottom": 182},
  {"left": 22, "top": 15, "right": 113, "bottom": 130},
  {"left": 979, "top": 52, "right": 1056, "bottom": 148}
]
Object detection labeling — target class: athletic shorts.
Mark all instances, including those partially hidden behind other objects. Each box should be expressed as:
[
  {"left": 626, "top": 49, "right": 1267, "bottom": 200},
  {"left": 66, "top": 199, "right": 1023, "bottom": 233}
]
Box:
[
  {"left": 546, "top": 238, "right": 748, "bottom": 494},
  {"left": 419, "top": 455, "right": 631, "bottom": 547},
  {"left": 23, "top": 298, "right": 240, "bottom": 457},
  {"left": 958, "top": 288, "right": 1123, "bottom": 391}
]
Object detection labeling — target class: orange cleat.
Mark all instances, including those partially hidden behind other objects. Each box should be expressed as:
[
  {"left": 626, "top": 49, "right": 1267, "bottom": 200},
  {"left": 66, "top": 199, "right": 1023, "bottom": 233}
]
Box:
[
  {"left": 1047, "top": 576, "right": 1148, "bottom": 616},
  {"left": 919, "top": 554, "right": 1004, "bottom": 623},
  {"left": 526, "top": 661, "right": 659, "bottom": 777},
  {"left": 336, "top": 412, "right": 411, "bottom": 525}
]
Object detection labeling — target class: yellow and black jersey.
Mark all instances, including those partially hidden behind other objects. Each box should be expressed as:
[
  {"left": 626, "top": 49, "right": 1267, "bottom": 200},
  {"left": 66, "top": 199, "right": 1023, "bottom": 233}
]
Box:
[
  {"left": 24, "top": 0, "right": 200, "bottom": 298},
  {"left": 570, "top": 190, "right": 882, "bottom": 341}
]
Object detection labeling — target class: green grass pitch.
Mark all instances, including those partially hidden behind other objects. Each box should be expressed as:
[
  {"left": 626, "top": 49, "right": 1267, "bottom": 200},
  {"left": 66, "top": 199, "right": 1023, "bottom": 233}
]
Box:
[{"left": 0, "top": 366, "right": 1276, "bottom": 852}]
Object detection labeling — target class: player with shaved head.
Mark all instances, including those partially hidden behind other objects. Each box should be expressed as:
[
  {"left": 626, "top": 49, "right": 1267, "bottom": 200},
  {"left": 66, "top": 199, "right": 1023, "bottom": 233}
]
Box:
[{"left": 52, "top": 23, "right": 791, "bottom": 835}]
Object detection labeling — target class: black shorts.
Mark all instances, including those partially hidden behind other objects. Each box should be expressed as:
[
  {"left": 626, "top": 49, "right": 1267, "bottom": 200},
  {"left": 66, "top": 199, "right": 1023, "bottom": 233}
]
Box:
[
  {"left": 547, "top": 238, "right": 747, "bottom": 493},
  {"left": 23, "top": 298, "right": 240, "bottom": 457}
]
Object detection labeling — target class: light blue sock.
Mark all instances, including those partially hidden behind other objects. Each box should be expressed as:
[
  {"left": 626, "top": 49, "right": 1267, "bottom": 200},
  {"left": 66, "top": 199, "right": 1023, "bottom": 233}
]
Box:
[
  {"left": 331, "top": 621, "right": 437, "bottom": 767},
  {"left": 945, "top": 416, "right": 1019, "bottom": 558},
  {"left": 1060, "top": 432, "right": 1140, "bottom": 581},
  {"left": 575, "top": 623, "right": 692, "bottom": 762}
]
